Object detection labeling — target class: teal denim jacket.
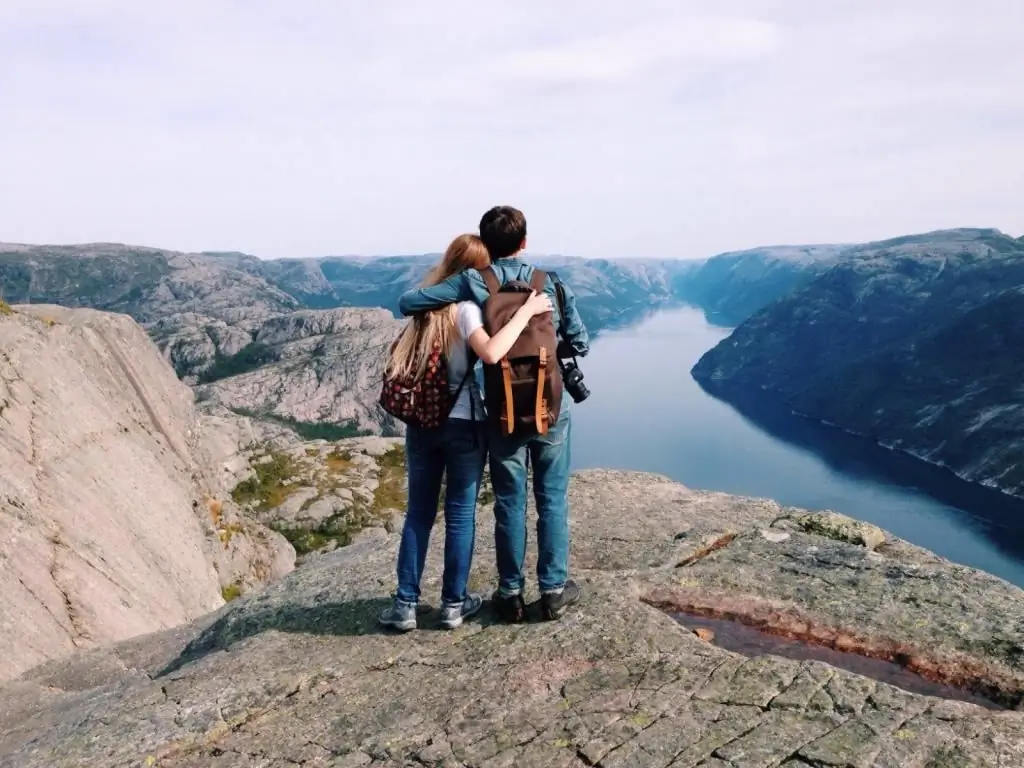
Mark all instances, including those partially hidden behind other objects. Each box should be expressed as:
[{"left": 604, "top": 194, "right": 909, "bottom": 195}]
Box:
[{"left": 397, "top": 256, "right": 590, "bottom": 358}]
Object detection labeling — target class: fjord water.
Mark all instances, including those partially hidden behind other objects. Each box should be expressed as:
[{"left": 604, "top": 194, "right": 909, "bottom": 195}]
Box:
[{"left": 570, "top": 307, "right": 1024, "bottom": 588}]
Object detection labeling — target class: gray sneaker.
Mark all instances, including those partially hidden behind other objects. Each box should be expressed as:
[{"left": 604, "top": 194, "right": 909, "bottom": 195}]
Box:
[
  {"left": 439, "top": 593, "right": 483, "bottom": 629},
  {"left": 378, "top": 597, "right": 417, "bottom": 632}
]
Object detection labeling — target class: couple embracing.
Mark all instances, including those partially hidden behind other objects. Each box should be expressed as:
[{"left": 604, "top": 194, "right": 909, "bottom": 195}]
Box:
[{"left": 377, "top": 205, "right": 590, "bottom": 631}]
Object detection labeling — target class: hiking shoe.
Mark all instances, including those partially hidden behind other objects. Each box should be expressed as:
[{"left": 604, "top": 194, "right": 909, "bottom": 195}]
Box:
[
  {"left": 493, "top": 591, "right": 526, "bottom": 624},
  {"left": 541, "top": 580, "right": 581, "bottom": 621},
  {"left": 439, "top": 593, "right": 483, "bottom": 630},
  {"left": 378, "top": 597, "right": 417, "bottom": 632}
]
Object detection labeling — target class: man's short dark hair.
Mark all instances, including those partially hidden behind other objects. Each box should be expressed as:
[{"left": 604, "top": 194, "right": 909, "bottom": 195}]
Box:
[{"left": 479, "top": 206, "right": 527, "bottom": 259}]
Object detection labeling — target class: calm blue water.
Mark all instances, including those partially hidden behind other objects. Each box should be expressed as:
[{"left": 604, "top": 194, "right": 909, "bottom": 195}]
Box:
[{"left": 570, "top": 307, "right": 1024, "bottom": 588}]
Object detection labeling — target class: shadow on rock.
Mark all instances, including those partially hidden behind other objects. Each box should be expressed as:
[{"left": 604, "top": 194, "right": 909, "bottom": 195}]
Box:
[{"left": 158, "top": 596, "right": 427, "bottom": 677}]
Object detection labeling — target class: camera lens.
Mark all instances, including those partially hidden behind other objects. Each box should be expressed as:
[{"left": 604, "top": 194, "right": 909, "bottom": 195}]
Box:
[{"left": 559, "top": 358, "right": 590, "bottom": 403}]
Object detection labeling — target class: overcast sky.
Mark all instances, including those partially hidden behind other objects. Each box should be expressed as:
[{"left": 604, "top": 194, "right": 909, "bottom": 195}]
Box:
[{"left": 1, "top": 1, "right": 1021, "bottom": 260}]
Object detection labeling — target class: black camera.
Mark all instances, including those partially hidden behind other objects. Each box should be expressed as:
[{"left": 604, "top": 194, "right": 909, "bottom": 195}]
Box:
[
  {"left": 550, "top": 273, "right": 591, "bottom": 404},
  {"left": 559, "top": 357, "right": 590, "bottom": 403}
]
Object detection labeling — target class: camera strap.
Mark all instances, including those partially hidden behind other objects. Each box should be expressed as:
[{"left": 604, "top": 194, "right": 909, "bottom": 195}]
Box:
[{"left": 548, "top": 271, "right": 569, "bottom": 340}]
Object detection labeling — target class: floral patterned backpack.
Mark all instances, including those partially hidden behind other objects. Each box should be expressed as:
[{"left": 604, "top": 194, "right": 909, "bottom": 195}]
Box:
[{"left": 378, "top": 336, "right": 472, "bottom": 429}]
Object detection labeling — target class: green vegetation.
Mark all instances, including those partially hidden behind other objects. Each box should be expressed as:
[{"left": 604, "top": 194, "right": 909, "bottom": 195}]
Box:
[
  {"left": 171, "top": 357, "right": 194, "bottom": 379},
  {"left": 217, "top": 522, "right": 244, "bottom": 546},
  {"left": 230, "top": 452, "right": 300, "bottom": 512},
  {"left": 0, "top": 299, "right": 12, "bottom": 315},
  {"left": 285, "top": 419, "right": 371, "bottom": 441},
  {"left": 197, "top": 342, "right": 278, "bottom": 383},
  {"left": 221, "top": 583, "right": 243, "bottom": 602},
  {"left": 273, "top": 528, "right": 337, "bottom": 554},
  {"left": 270, "top": 445, "right": 407, "bottom": 556},
  {"left": 230, "top": 408, "right": 371, "bottom": 441},
  {"left": 325, "top": 447, "right": 354, "bottom": 472},
  {"left": 372, "top": 446, "right": 406, "bottom": 515}
]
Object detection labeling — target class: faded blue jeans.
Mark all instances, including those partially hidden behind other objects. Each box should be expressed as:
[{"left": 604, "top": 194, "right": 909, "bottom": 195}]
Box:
[
  {"left": 489, "top": 408, "right": 572, "bottom": 596},
  {"left": 395, "top": 418, "right": 487, "bottom": 606}
]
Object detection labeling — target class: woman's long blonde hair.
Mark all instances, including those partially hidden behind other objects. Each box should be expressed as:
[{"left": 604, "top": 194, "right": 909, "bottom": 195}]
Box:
[{"left": 385, "top": 234, "right": 491, "bottom": 381}]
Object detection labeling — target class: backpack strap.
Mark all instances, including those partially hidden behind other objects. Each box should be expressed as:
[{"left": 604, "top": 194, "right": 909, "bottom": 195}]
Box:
[
  {"left": 482, "top": 267, "right": 501, "bottom": 296},
  {"left": 535, "top": 346, "right": 549, "bottom": 434},
  {"left": 529, "top": 268, "right": 547, "bottom": 293},
  {"left": 499, "top": 359, "right": 515, "bottom": 435},
  {"left": 549, "top": 271, "right": 568, "bottom": 336}
]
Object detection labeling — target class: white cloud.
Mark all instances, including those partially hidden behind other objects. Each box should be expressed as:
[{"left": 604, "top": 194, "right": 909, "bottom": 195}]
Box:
[
  {"left": 496, "top": 16, "right": 782, "bottom": 84},
  {"left": 0, "top": 1, "right": 1021, "bottom": 259}
]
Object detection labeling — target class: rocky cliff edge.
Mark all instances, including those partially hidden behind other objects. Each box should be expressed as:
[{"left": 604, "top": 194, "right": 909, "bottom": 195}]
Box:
[
  {"left": 0, "top": 304, "right": 294, "bottom": 683},
  {"left": 2, "top": 470, "right": 1023, "bottom": 767}
]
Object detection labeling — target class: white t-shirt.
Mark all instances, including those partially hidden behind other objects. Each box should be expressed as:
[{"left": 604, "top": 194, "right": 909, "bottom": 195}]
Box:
[{"left": 447, "top": 302, "right": 486, "bottom": 421}]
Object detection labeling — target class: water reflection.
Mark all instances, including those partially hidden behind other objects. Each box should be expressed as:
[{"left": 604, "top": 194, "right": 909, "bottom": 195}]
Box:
[
  {"left": 570, "top": 306, "right": 1024, "bottom": 588},
  {"left": 696, "top": 379, "right": 1024, "bottom": 568}
]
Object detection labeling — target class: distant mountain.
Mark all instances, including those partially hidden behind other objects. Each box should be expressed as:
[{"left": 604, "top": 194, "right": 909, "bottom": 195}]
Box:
[
  {"left": 0, "top": 243, "right": 702, "bottom": 336},
  {"left": 674, "top": 244, "right": 847, "bottom": 326},
  {"left": 693, "top": 228, "right": 1024, "bottom": 497},
  {"left": 10, "top": 230, "right": 1022, "bottom": 491},
  {"left": 0, "top": 243, "right": 707, "bottom": 434}
]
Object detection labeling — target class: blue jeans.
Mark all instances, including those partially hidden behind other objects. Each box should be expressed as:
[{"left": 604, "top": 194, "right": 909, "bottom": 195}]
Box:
[
  {"left": 489, "top": 408, "right": 571, "bottom": 595},
  {"left": 395, "top": 418, "right": 487, "bottom": 606}
]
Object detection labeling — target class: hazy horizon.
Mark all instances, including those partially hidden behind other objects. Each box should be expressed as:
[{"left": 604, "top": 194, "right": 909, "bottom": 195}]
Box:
[
  {"left": 2, "top": 2, "right": 1022, "bottom": 259},
  {"left": 1, "top": 223, "right": 1018, "bottom": 264}
]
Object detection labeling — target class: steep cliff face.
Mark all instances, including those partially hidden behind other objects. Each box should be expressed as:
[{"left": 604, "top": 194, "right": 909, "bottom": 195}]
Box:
[
  {"left": 792, "top": 286, "right": 1024, "bottom": 495},
  {"left": 0, "top": 305, "right": 293, "bottom": 682},
  {"left": 693, "top": 228, "right": 1024, "bottom": 495}
]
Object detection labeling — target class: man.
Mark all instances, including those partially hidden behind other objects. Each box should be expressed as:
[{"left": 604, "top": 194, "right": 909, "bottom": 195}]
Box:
[{"left": 398, "top": 205, "right": 590, "bottom": 622}]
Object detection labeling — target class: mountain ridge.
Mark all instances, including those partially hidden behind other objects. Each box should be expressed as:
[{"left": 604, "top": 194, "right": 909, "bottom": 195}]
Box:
[{"left": 693, "top": 227, "right": 1024, "bottom": 498}]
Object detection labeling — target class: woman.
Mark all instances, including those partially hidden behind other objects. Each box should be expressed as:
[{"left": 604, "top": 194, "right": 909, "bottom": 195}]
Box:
[{"left": 378, "top": 234, "right": 552, "bottom": 631}]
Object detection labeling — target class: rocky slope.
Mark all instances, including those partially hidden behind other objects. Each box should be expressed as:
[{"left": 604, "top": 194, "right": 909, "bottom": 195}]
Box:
[
  {"left": 0, "top": 242, "right": 697, "bottom": 341},
  {"left": 0, "top": 243, "right": 703, "bottom": 435},
  {"left": 674, "top": 244, "right": 846, "bottom": 326},
  {"left": 0, "top": 304, "right": 294, "bottom": 683},
  {"left": 2, "top": 469, "right": 1023, "bottom": 766},
  {"left": 193, "top": 308, "right": 405, "bottom": 435},
  {"left": 693, "top": 228, "right": 1024, "bottom": 496}
]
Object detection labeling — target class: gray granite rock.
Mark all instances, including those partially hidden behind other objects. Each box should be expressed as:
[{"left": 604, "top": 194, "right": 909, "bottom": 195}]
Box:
[{"left": 1, "top": 469, "right": 1022, "bottom": 766}]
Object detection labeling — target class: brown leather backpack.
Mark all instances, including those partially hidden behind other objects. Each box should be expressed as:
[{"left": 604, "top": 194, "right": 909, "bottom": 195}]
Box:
[{"left": 480, "top": 267, "right": 562, "bottom": 436}]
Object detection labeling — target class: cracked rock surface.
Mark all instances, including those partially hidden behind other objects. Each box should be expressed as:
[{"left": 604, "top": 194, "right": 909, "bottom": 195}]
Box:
[{"left": 2, "top": 470, "right": 1023, "bottom": 766}]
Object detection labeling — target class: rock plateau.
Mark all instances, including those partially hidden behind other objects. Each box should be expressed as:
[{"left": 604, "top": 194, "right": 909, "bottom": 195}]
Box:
[{"left": 1, "top": 471, "right": 1023, "bottom": 766}]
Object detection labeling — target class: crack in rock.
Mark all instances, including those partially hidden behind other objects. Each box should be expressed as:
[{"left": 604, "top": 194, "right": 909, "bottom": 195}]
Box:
[
  {"left": 675, "top": 533, "right": 738, "bottom": 568},
  {"left": 48, "top": 534, "right": 91, "bottom": 647}
]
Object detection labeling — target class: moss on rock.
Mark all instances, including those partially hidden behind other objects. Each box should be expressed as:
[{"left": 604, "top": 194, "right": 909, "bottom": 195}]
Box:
[{"left": 793, "top": 511, "right": 886, "bottom": 550}]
